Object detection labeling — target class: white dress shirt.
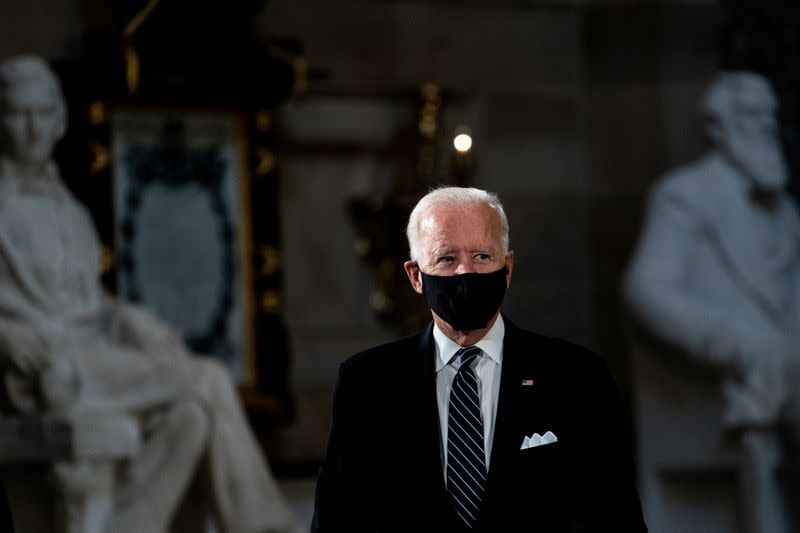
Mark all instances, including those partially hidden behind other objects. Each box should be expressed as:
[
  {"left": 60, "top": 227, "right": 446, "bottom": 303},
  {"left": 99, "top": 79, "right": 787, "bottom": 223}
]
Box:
[{"left": 434, "top": 315, "right": 505, "bottom": 480}]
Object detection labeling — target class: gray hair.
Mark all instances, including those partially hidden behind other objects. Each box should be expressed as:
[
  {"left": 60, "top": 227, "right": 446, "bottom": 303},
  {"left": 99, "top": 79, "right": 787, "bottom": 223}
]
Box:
[
  {"left": 701, "top": 71, "right": 776, "bottom": 126},
  {"left": 406, "top": 186, "right": 510, "bottom": 261}
]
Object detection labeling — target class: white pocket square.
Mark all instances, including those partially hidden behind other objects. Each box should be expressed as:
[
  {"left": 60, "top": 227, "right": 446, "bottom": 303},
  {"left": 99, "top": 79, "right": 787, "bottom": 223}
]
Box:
[{"left": 520, "top": 431, "right": 558, "bottom": 450}]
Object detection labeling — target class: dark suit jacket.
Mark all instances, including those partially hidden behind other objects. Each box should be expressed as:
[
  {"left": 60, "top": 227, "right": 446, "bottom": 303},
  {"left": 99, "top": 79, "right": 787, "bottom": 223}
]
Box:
[
  {"left": 0, "top": 482, "right": 12, "bottom": 532},
  {"left": 312, "top": 317, "right": 647, "bottom": 532}
]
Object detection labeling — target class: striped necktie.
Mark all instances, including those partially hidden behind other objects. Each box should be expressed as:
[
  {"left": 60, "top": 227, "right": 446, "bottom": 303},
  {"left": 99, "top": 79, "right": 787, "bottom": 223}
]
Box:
[{"left": 447, "top": 346, "right": 486, "bottom": 529}]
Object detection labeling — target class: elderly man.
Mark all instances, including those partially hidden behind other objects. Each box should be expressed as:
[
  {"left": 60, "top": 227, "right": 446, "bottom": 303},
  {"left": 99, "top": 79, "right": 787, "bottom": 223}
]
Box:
[
  {"left": 623, "top": 72, "right": 799, "bottom": 533},
  {"left": 313, "top": 186, "right": 647, "bottom": 531},
  {"left": 0, "top": 55, "right": 300, "bottom": 533}
]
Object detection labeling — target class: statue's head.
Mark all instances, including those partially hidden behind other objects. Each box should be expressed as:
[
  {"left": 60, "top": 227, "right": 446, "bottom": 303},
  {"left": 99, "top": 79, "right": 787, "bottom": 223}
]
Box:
[
  {"left": 701, "top": 71, "right": 787, "bottom": 190},
  {"left": 0, "top": 55, "right": 66, "bottom": 170}
]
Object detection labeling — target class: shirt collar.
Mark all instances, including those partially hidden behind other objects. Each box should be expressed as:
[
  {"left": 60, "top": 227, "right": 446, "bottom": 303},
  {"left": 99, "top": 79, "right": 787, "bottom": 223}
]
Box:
[{"left": 433, "top": 314, "right": 505, "bottom": 372}]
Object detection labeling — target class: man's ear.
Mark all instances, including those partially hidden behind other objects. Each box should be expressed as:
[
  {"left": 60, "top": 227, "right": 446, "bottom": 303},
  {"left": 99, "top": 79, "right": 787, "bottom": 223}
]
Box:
[
  {"left": 504, "top": 250, "right": 515, "bottom": 288},
  {"left": 403, "top": 260, "right": 424, "bottom": 294}
]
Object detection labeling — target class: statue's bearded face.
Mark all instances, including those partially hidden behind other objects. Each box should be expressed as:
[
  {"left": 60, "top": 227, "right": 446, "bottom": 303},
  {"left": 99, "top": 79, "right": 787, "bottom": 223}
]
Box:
[
  {"left": 718, "top": 81, "right": 788, "bottom": 191},
  {"left": 0, "top": 80, "right": 64, "bottom": 169}
]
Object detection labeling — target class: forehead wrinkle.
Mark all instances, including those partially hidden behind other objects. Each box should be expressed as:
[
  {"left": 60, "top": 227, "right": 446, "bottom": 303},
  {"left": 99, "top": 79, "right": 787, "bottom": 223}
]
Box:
[
  {"left": 424, "top": 230, "right": 498, "bottom": 259},
  {"left": 418, "top": 204, "right": 503, "bottom": 256},
  {"left": 422, "top": 230, "right": 449, "bottom": 259}
]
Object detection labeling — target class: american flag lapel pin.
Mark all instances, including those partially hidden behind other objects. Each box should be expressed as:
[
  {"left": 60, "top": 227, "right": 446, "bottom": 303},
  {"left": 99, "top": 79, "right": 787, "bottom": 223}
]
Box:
[{"left": 521, "top": 379, "right": 534, "bottom": 387}]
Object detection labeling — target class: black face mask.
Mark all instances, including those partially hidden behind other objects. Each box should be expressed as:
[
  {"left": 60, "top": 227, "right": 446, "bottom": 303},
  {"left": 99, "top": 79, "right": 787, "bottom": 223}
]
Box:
[{"left": 420, "top": 267, "right": 507, "bottom": 331}]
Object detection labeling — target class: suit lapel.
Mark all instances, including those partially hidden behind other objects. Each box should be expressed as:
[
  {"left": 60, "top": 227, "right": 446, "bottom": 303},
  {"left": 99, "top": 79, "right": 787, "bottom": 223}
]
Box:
[
  {"left": 412, "top": 324, "right": 450, "bottom": 509},
  {"left": 485, "top": 319, "right": 548, "bottom": 496}
]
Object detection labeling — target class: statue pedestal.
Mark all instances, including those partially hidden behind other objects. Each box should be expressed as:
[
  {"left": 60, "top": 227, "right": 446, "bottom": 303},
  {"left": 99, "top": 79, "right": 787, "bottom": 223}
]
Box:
[{"left": 0, "top": 413, "right": 140, "bottom": 533}]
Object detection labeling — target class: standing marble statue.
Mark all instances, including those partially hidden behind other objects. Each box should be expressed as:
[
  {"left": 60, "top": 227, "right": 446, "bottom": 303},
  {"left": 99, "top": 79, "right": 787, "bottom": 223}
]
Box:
[
  {"left": 0, "top": 55, "right": 301, "bottom": 533},
  {"left": 624, "top": 72, "right": 800, "bottom": 533}
]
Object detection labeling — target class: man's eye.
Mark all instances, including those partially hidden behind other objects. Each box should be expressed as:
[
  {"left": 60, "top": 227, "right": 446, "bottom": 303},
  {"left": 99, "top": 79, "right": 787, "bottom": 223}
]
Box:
[
  {"left": 438, "top": 256, "right": 455, "bottom": 263},
  {"left": 476, "top": 254, "right": 490, "bottom": 261}
]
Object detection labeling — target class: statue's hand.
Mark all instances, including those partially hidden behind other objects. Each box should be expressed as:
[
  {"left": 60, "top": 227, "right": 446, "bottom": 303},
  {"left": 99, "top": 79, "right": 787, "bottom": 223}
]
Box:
[
  {"left": 733, "top": 343, "right": 788, "bottom": 415},
  {"left": 718, "top": 336, "right": 780, "bottom": 380},
  {"left": 0, "top": 322, "right": 52, "bottom": 377},
  {"left": 39, "top": 356, "right": 81, "bottom": 412},
  {"left": 739, "top": 343, "right": 784, "bottom": 376}
]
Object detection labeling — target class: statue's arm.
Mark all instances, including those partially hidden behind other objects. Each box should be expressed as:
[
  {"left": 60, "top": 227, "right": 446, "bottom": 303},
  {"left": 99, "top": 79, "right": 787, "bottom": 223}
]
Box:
[
  {"left": 0, "top": 314, "right": 51, "bottom": 376},
  {"left": 0, "top": 256, "right": 51, "bottom": 377},
  {"left": 105, "top": 296, "right": 188, "bottom": 358},
  {"left": 623, "top": 185, "right": 753, "bottom": 372}
]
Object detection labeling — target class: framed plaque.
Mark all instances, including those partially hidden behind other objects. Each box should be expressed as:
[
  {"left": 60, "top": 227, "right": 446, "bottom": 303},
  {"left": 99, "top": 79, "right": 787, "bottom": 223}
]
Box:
[
  {"left": 55, "top": 16, "right": 297, "bottom": 422},
  {"left": 110, "top": 109, "right": 256, "bottom": 385}
]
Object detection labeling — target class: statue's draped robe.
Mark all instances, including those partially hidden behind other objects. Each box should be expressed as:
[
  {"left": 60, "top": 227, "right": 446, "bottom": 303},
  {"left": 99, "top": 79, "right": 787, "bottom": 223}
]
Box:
[{"left": 0, "top": 163, "right": 295, "bottom": 533}]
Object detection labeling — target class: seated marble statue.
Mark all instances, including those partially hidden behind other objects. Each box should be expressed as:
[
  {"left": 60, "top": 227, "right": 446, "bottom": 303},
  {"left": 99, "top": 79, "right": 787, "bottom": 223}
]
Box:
[
  {"left": 624, "top": 71, "right": 800, "bottom": 438},
  {"left": 0, "top": 55, "right": 301, "bottom": 533}
]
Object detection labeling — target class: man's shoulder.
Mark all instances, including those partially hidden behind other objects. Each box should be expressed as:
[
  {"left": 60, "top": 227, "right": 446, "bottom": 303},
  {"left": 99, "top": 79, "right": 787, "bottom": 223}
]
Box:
[
  {"left": 339, "top": 327, "right": 431, "bottom": 373},
  {"left": 507, "top": 325, "right": 621, "bottom": 401},
  {"left": 505, "top": 320, "right": 608, "bottom": 376}
]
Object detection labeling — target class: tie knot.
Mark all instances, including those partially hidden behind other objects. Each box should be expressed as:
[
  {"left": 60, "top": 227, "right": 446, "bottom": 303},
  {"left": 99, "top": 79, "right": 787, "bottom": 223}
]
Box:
[{"left": 455, "top": 346, "right": 482, "bottom": 370}]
